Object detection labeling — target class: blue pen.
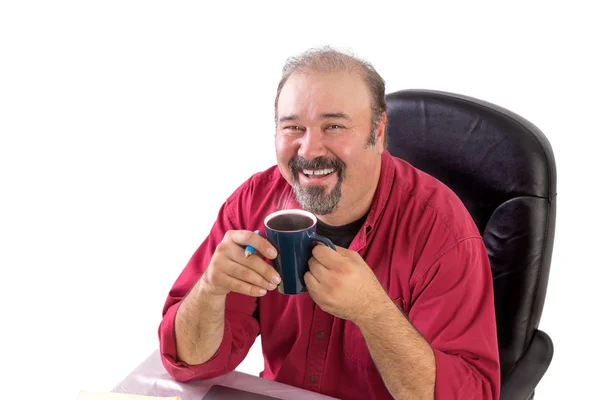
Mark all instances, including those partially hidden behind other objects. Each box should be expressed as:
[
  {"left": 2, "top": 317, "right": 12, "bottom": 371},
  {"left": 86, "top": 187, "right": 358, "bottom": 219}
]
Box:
[{"left": 244, "top": 230, "right": 261, "bottom": 258}]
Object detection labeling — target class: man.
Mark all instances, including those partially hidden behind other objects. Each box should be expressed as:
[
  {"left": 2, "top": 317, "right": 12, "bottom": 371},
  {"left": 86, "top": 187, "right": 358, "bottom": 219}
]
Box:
[{"left": 158, "top": 47, "right": 500, "bottom": 399}]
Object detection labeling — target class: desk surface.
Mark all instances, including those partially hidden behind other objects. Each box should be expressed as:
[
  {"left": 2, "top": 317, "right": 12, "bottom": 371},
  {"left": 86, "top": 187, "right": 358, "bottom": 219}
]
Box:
[{"left": 112, "top": 350, "right": 337, "bottom": 400}]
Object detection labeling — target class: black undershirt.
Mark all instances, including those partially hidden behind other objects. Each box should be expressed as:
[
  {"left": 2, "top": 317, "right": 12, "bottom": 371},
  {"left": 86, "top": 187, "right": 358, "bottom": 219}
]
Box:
[{"left": 316, "top": 213, "right": 369, "bottom": 249}]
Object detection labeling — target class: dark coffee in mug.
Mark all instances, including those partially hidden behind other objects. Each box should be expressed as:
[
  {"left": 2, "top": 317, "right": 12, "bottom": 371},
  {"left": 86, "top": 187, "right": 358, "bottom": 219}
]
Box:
[
  {"left": 264, "top": 209, "right": 335, "bottom": 294},
  {"left": 266, "top": 214, "right": 313, "bottom": 231}
]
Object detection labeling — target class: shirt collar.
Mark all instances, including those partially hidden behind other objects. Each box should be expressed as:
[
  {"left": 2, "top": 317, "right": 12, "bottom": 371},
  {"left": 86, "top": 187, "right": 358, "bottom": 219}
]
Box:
[
  {"left": 279, "top": 150, "right": 396, "bottom": 247},
  {"left": 354, "top": 150, "right": 395, "bottom": 249}
]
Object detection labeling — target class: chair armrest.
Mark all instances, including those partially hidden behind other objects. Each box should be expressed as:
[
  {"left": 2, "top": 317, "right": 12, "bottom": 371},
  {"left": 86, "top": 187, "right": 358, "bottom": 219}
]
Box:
[{"left": 500, "top": 329, "right": 554, "bottom": 400}]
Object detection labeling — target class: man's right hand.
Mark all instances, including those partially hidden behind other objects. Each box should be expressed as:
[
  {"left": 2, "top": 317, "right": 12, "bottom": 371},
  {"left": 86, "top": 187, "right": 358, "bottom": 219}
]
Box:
[{"left": 200, "top": 230, "right": 281, "bottom": 297}]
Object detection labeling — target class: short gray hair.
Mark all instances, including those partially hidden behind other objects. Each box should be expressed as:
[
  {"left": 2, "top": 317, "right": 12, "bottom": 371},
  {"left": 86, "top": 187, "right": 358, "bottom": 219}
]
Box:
[{"left": 274, "top": 46, "right": 387, "bottom": 148}]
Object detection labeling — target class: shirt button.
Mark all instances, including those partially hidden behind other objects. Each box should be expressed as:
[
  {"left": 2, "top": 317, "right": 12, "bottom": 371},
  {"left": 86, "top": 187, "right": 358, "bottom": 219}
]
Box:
[
  {"left": 316, "top": 331, "right": 324, "bottom": 339},
  {"left": 310, "top": 375, "right": 317, "bottom": 383}
]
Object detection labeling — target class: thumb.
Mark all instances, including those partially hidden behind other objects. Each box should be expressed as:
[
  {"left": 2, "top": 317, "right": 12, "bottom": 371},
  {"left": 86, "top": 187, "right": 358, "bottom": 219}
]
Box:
[{"left": 335, "top": 246, "right": 355, "bottom": 257}]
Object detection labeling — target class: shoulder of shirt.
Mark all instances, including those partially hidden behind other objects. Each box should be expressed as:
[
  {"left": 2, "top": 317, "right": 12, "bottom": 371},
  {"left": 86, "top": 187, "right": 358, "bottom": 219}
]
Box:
[
  {"left": 224, "top": 165, "right": 288, "bottom": 208},
  {"left": 389, "top": 154, "right": 481, "bottom": 242}
]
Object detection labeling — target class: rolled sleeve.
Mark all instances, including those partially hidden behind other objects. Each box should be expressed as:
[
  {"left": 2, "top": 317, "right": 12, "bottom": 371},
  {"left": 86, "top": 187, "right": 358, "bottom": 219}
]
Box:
[
  {"left": 410, "top": 238, "right": 500, "bottom": 400},
  {"left": 157, "top": 200, "right": 259, "bottom": 381},
  {"left": 159, "top": 302, "right": 235, "bottom": 381}
]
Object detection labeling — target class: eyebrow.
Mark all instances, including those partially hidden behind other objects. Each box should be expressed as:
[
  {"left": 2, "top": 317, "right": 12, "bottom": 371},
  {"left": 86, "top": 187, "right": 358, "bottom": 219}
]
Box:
[{"left": 278, "top": 112, "right": 352, "bottom": 123}]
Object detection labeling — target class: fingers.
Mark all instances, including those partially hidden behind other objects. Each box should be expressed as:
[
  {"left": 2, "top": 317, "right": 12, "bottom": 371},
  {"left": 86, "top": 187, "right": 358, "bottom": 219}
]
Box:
[
  {"left": 226, "top": 230, "right": 278, "bottom": 259},
  {"left": 220, "top": 231, "right": 281, "bottom": 282},
  {"left": 205, "top": 229, "right": 284, "bottom": 297},
  {"left": 224, "top": 257, "right": 279, "bottom": 289},
  {"left": 217, "top": 273, "right": 270, "bottom": 297},
  {"left": 232, "top": 246, "right": 281, "bottom": 285},
  {"left": 334, "top": 246, "right": 359, "bottom": 259},
  {"left": 311, "top": 243, "right": 343, "bottom": 267},
  {"left": 304, "top": 271, "right": 319, "bottom": 292},
  {"left": 206, "top": 255, "right": 277, "bottom": 297},
  {"left": 308, "top": 256, "right": 327, "bottom": 283},
  {"left": 204, "top": 259, "right": 271, "bottom": 297}
]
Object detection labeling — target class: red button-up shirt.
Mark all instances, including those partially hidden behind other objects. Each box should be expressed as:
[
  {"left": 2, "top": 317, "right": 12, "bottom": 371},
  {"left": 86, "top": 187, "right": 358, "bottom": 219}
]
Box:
[{"left": 158, "top": 151, "right": 500, "bottom": 399}]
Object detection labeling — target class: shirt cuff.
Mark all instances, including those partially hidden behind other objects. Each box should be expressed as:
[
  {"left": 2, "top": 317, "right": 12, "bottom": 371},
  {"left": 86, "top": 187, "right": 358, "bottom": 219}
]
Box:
[
  {"left": 433, "top": 348, "right": 495, "bottom": 400},
  {"left": 158, "top": 302, "right": 233, "bottom": 382}
]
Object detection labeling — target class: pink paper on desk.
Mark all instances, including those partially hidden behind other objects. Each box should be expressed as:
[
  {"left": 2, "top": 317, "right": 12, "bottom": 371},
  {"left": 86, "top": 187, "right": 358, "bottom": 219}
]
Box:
[{"left": 77, "top": 391, "right": 181, "bottom": 400}]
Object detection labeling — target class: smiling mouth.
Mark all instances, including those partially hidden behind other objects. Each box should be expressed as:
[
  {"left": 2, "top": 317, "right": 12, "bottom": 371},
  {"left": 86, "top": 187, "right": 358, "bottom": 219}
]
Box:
[{"left": 301, "top": 168, "right": 335, "bottom": 178}]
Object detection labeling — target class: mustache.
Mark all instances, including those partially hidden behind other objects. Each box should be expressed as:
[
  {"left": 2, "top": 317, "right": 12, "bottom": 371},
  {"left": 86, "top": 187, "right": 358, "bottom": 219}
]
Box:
[{"left": 289, "top": 156, "right": 345, "bottom": 174}]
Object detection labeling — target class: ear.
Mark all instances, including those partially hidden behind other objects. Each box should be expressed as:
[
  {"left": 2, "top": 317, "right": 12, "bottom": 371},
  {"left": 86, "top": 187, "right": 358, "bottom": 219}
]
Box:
[{"left": 375, "top": 112, "right": 387, "bottom": 154}]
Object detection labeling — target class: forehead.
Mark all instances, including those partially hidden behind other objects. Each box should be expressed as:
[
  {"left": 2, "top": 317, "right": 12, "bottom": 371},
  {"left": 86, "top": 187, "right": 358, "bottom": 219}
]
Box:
[{"left": 277, "top": 70, "right": 371, "bottom": 120}]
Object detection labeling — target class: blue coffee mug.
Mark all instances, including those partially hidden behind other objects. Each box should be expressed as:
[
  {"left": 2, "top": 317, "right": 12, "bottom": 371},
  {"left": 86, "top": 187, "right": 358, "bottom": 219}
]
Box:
[{"left": 264, "top": 209, "right": 335, "bottom": 295}]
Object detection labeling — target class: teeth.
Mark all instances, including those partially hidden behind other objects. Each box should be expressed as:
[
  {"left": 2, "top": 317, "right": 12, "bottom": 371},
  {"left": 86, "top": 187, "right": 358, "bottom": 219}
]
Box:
[{"left": 302, "top": 168, "right": 334, "bottom": 176}]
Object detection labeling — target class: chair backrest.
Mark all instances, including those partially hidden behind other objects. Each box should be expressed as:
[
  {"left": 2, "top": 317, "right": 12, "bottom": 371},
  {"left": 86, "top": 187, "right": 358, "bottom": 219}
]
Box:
[{"left": 385, "top": 89, "right": 556, "bottom": 380}]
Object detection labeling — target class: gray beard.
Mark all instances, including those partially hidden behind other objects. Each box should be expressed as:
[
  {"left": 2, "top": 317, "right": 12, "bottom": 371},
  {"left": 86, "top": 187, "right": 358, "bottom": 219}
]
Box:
[{"left": 292, "top": 175, "right": 343, "bottom": 215}]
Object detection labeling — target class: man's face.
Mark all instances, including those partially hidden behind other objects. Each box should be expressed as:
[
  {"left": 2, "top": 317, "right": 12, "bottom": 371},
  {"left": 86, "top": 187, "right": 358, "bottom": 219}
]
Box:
[{"left": 275, "top": 70, "right": 385, "bottom": 218}]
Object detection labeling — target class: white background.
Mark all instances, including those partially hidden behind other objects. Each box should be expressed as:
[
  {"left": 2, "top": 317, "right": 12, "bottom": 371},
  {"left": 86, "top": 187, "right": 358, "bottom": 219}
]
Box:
[{"left": 1, "top": 1, "right": 598, "bottom": 399}]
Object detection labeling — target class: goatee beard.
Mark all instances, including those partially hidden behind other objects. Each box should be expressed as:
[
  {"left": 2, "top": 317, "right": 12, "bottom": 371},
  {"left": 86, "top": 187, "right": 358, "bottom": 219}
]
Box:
[{"left": 289, "top": 156, "right": 345, "bottom": 215}]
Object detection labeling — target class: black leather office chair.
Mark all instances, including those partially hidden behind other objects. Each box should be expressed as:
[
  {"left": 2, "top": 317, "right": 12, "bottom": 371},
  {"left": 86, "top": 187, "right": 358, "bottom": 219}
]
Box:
[{"left": 385, "top": 90, "right": 555, "bottom": 400}]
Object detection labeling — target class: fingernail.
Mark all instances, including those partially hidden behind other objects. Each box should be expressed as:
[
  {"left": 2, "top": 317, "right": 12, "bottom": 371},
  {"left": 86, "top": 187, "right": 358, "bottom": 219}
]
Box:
[
  {"left": 267, "top": 248, "right": 277, "bottom": 258},
  {"left": 272, "top": 275, "right": 281, "bottom": 284},
  {"left": 259, "top": 289, "right": 267, "bottom": 296}
]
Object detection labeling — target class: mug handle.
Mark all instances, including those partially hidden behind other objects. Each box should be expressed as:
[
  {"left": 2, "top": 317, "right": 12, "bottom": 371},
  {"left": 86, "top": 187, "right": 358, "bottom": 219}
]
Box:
[{"left": 309, "top": 233, "right": 336, "bottom": 251}]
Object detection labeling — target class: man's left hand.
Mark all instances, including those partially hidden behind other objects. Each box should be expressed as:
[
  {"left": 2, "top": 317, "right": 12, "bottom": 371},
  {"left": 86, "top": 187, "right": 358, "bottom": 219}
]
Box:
[{"left": 304, "top": 244, "right": 388, "bottom": 322}]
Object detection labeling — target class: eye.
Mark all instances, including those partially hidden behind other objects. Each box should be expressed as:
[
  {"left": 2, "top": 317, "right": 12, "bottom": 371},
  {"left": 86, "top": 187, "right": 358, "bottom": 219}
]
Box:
[
  {"left": 283, "top": 125, "right": 303, "bottom": 132},
  {"left": 326, "top": 124, "right": 344, "bottom": 130}
]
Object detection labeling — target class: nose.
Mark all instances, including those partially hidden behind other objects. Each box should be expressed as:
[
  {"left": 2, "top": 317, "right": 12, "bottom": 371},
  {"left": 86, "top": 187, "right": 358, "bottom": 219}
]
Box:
[{"left": 297, "top": 128, "right": 327, "bottom": 160}]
